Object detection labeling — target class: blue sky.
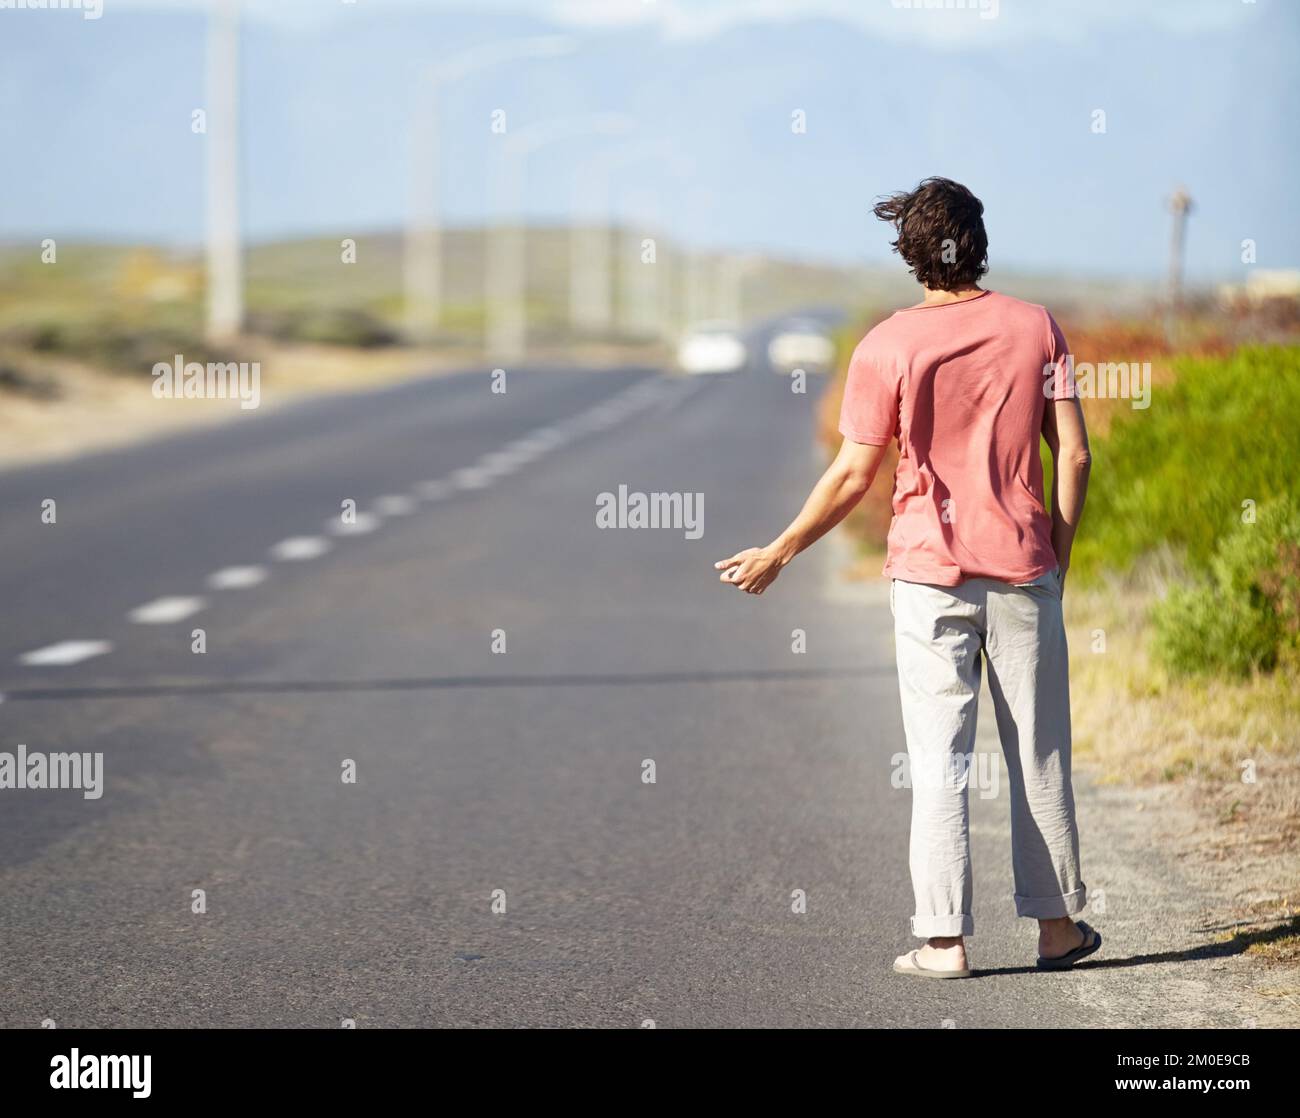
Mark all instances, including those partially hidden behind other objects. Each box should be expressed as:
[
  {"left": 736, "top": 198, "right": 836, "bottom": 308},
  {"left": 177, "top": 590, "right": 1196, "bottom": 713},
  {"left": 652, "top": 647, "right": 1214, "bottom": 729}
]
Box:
[{"left": 2, "top": 0, "right": 1296, "bottom": 280}]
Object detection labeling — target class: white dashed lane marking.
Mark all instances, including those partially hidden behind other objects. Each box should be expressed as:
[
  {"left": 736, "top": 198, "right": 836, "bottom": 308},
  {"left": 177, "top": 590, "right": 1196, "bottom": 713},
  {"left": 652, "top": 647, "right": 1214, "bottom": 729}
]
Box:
[
  {"left": 270, "top": 536, "right": 333, "bottom": 561},
  {"left": 207, "top": 565, "right": 269, "bottom": 590},
  {"left": 373, "top": 495, "right": 417, "bottom": 516},
  {"left": 128, "top": 596, "right": 207, "bottom": 624},
  {"left": 476, "top": 451, "right": 520, "bottom": 477},
  {"left": 530, "top": 427, "right": 567, "bottom": 449},
  {"left": 16, "top": 377, "right": 682, "bottom": 667},
  {"left": 327, "top": 512, "right": 382, "bottom": 536},
  {"left": 18, "top": 640, "right": 114, "bottom": 667},
  {"left": 498, "top": 442, "right": 541, "bottom": 464},
  {"left": 451, "top": 467, "right": 493, "bottom": 490},
  {"left": 414, "top": 480, "right": 452, "bottom": 501}
]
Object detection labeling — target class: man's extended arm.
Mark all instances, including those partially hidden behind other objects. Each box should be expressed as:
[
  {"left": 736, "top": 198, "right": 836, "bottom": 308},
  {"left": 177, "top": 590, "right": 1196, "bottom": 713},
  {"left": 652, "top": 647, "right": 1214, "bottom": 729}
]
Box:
[{"left": 714, "top": 437, "right": 890, "bottom": 595}]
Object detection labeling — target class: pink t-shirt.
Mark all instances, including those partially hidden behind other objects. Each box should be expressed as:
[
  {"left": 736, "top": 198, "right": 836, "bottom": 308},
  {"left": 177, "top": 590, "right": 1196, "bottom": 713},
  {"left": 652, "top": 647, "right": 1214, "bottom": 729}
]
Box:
[{"left": 837, "top": 289, "right": 1067, "bottom": 587}]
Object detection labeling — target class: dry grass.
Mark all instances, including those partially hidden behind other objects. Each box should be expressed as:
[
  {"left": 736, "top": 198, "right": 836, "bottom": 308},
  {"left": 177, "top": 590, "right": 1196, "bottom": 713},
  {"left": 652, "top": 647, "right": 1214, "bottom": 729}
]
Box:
[
  {"left": 1065, "top": 569, "right": 1300, "bottom": 927},
  {"left": 1068, "top": 576, "right": 1300, "bottom": 968},
  {"left": 1065, "top": 569, "right": 1300, "bottom": 787},
  {"left": 1243, "top": 928, "right": 1300, "bottom": 964},
  {"left": 1207, "top": 915, "right": 1300, "bottom": 969}
]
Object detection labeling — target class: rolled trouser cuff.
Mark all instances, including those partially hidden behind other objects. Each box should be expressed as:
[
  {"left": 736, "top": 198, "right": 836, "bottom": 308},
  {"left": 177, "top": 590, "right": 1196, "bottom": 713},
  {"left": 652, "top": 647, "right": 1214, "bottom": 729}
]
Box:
[
  {"left": 1014, "top": 885, "right": 1087, "bottom": 919},
  {"left": 910, "top": 913, "right": 975, "bottom": 938}
]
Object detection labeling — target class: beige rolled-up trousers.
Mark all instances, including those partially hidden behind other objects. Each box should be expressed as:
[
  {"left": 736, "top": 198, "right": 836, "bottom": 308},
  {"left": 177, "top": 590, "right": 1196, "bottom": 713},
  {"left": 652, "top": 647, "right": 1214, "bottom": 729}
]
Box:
[{"left": 891, "top": 568, "right": 1086, "bottom": 938}]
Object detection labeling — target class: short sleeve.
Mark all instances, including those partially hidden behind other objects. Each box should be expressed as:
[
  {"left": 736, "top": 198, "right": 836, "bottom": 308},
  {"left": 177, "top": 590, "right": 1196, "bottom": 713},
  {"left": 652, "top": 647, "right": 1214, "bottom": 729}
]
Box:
[
  {"left": 837, "top": 335, "right": 901, "bottom": 446},
  {"left": 1044, "top": 311, "right": 1074, "bottom": 400}
]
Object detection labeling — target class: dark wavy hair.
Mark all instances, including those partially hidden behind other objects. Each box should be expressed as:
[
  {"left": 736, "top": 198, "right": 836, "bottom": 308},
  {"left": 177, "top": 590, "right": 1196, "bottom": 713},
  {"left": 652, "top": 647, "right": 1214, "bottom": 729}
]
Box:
[{"left": 872, "top": 177, "right": 989, "bottom": 291}]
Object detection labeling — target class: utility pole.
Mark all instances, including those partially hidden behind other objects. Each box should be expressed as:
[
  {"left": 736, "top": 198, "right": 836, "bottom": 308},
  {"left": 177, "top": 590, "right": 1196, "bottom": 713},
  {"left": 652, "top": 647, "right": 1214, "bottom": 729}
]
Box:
[
  {"left": 1167, "top": 186, "right": 1193, "bottom": 307},
  {"left": 1165, "top": 185, "right": 1193, "bottom": 344},
  {"left": 205, "top": 0, "right": 243, "bottom": 344}
]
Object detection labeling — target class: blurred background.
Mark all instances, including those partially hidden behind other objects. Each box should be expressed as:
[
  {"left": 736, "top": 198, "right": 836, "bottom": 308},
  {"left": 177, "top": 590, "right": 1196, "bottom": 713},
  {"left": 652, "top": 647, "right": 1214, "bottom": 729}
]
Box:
[
  {"left": 1, "top": 0, "right": 1299, "bottom": 1017},
  {"left": 3, "top": 1, "right": 1298, "bottom": 438}
]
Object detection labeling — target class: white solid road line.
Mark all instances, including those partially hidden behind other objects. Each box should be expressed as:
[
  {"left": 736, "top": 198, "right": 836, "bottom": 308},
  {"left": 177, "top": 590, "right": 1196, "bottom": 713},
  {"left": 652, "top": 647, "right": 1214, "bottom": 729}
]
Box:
[
  {"left": 128, "top": 596, "right": 208, "bottom": 624},
  {"left": 270, "top": 536, "right": 333, "bottom": 561},
  {"left": 18, "top": 639, "right": 114, "bottom": 667},
  {"left": 206, "top": 565, "right": 269, "bottom": 590}
]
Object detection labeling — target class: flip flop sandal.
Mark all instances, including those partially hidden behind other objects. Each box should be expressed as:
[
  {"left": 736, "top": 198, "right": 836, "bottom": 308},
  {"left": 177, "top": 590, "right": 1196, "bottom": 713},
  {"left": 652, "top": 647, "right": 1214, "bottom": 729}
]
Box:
[
  {"left": 892, "top": 949, "right": 972, "bottom": 980},
  {"left": 1036, "top": 921, "right": 1102, "bottom": 971}
]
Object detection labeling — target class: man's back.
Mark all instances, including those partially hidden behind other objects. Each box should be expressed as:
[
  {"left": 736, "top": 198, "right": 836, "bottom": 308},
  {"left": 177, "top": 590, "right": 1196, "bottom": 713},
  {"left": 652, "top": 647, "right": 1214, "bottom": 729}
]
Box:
[{"left": 838, "top": 289, "right": 1066, "bottom": 586}]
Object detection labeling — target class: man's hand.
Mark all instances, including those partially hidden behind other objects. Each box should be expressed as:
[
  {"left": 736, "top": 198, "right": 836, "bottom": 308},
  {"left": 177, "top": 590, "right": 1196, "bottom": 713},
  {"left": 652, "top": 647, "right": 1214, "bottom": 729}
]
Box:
[{"left": 714, "top": 547, "right": 786, "bottom": 595}]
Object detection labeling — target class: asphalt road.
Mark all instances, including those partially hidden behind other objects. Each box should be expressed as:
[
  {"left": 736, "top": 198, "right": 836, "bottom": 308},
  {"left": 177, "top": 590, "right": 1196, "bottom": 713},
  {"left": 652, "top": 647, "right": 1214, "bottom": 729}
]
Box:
[{"left": 0, "top": 365, "right": 1273, "bottom": 1027}]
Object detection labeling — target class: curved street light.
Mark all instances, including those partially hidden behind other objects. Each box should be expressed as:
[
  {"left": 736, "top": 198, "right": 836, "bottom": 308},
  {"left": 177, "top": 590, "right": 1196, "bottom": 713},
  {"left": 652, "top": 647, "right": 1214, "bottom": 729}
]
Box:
[
  {"left": 403, "top": 35, "right": 577, "bottom": 343},
  {"left": 485, "top": 113, "right": 634, "bottom": 363}
]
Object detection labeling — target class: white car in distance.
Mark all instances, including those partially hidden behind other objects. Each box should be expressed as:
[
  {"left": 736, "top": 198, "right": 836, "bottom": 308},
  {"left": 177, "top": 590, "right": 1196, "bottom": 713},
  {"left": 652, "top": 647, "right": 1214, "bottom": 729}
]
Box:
[
  {"left": 675, "top": 322, "right": 748, "bottom": 374},
  {"left": 767, "top": 319, "right": 835, "bottom": 372}
]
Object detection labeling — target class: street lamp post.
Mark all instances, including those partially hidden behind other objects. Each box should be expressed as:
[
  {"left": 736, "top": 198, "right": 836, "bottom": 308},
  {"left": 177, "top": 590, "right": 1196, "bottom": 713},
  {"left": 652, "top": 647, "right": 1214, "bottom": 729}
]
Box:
[
  {"left": 205, "top": 0, "right": 242, "bottom": 344},
  {"left": 569, "top": 142, "right": 694, "bottom": 339},
  {"left": 486, "top": 113, "right": 631, "bottom": 364},
  {"left": 403, "top": 36, "right": 576, "bottom": 345}
]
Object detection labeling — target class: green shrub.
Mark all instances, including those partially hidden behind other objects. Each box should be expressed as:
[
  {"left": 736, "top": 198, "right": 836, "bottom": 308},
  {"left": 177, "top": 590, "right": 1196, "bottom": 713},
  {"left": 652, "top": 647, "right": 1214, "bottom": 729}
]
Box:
[
  {"left": 1070, "top": 345, "right": 1300, "bottom": 578},
  {"left": 1152, "top": 497, "right": 1300, "bottom": 677}
]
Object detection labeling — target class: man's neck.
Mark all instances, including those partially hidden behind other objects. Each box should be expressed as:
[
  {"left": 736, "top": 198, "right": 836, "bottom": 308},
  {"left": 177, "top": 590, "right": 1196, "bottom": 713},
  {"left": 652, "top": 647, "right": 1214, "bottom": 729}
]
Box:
[{"left": 917, "top": 285, "right": 986, "bottom": 307}]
